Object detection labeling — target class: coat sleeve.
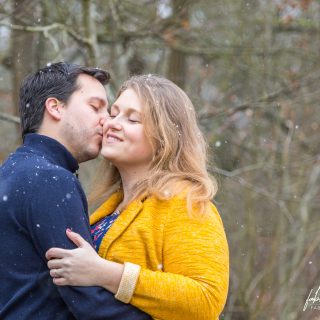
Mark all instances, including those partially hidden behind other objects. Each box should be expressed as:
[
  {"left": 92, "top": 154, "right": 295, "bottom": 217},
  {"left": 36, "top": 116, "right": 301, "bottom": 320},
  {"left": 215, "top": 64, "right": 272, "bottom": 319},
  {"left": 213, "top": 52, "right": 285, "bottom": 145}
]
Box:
[
  {"left": 26, "top": 170, "right": 151, "bottom": 320},
  {"left": 130, "top": 201, "right": 229, "bottom": 320}
]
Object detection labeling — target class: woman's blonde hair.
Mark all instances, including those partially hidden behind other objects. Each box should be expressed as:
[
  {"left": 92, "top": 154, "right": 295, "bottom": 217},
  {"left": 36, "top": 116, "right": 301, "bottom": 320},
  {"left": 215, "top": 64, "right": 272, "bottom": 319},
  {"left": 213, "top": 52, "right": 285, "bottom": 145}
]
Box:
[{"left": 90, "top": 74, "right": 218, "bottom": 215}]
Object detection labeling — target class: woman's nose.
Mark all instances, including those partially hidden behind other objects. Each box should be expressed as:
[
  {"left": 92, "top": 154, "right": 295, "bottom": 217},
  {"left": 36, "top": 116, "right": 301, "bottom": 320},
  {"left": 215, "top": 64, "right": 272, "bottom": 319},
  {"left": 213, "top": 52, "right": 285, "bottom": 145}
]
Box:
[{"left": 103, "top": 116, "right": 122, "bottom": 131}]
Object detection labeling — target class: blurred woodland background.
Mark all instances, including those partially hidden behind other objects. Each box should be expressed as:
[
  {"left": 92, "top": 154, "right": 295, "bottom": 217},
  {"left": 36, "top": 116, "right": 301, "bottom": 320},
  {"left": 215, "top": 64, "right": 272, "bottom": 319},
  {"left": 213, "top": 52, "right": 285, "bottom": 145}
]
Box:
[{"left": 0, "top": 0, "right": 320, "bottom": 319}]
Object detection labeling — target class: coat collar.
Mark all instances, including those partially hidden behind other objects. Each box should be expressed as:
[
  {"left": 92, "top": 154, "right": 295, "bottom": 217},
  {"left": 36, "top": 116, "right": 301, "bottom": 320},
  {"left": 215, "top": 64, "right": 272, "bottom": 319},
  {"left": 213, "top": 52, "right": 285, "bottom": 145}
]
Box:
[{"left": 22, "top": 133, "right": 79, "bottom": 173}]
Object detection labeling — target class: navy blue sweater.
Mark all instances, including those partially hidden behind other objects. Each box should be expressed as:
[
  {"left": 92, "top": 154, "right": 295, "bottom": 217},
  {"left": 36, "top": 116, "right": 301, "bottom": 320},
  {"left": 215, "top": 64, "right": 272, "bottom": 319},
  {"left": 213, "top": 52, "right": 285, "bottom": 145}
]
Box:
[{"left": 0, "top": 134, "right": 150, "bottom": 320}]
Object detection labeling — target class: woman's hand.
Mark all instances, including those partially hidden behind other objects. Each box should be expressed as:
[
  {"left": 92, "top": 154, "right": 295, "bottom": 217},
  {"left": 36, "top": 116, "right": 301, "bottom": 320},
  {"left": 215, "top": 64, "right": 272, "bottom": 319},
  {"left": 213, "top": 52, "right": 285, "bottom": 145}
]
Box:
[
  {"left": 46, "top": 229, "right": 105, "bottom": 287},
  {"left": 46, "top": 229, "right": 124, "bottom": 293}
]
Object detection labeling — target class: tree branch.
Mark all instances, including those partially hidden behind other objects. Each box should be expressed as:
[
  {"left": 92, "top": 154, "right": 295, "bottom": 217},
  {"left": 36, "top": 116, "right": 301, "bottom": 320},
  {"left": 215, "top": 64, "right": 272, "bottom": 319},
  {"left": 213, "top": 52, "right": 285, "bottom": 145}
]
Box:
[
  {"left": 0, "top": 21, "right": 93, "bottom": 47},
  {"left": 198, "top": 68, "right": 320, "bottom": 124},
  {"left": 211, "top": 165, "right": 294, "bottom": 223},
  {"left": 0, "top": 111, "right": 20, "bottom": 124}
]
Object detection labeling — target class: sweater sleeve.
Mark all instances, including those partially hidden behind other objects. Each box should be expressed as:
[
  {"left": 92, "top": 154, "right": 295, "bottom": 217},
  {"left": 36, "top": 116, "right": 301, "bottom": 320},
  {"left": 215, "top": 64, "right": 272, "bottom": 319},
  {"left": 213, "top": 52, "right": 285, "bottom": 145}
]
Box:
[
  {"left": 130, "top": 202, "right": 229, "bottom": 320},
  {"left": 26, "top": 170, "right": 151, "bottom": 320}
]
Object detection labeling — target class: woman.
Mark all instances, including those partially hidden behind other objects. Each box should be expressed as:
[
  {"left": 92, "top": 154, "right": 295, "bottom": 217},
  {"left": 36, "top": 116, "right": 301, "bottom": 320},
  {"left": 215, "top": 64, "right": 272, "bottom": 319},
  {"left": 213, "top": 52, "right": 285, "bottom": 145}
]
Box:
[{"left": 46, "top": 75, "right": 229, "bottom": 320}]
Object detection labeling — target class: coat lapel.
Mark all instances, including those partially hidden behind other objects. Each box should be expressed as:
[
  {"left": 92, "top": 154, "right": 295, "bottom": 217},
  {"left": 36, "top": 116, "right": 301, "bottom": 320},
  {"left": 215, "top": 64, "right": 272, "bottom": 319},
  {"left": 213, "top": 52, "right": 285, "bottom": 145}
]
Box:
[
  {"left": 96, "top": 196, "right": 144, "bottom": 258},
  {"left": 90, "top": 192, "right": 122, "bottom": 225}
]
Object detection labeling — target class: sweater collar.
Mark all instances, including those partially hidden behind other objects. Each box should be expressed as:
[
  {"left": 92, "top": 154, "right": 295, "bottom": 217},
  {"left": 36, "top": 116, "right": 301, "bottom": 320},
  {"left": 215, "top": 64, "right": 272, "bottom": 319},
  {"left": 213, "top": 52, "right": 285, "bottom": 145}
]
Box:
[{"left": 23, "top": 133, "right": 79, "bottom": 173}]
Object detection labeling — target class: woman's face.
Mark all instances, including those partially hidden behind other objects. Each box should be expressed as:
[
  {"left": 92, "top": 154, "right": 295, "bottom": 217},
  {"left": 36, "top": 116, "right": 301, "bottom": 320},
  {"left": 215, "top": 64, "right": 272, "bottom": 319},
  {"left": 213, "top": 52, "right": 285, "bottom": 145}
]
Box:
[{"left": 101, "top": 88, "right": 154, "bottom": 172}]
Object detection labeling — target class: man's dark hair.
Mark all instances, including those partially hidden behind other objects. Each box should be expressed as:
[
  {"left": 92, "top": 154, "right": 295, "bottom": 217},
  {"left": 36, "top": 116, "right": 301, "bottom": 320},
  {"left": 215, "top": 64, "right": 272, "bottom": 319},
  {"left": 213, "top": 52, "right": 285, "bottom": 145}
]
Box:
[{"left": 19, "top": 62, "right": 110, "bottom": 139}]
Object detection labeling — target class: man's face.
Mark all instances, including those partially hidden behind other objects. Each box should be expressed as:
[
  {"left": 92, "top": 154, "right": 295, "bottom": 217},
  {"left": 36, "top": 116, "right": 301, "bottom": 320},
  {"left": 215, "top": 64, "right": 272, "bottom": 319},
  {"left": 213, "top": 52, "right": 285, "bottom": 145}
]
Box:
[{"left": 60, "top": 74, "right": 108, "bottom": 163}]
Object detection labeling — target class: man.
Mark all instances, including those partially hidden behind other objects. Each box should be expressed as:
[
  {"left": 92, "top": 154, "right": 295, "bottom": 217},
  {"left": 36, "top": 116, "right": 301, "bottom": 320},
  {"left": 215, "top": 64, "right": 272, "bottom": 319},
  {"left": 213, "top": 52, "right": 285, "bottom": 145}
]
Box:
[{"left": 0, "top": 62, "right": 150, "bottom": 320}]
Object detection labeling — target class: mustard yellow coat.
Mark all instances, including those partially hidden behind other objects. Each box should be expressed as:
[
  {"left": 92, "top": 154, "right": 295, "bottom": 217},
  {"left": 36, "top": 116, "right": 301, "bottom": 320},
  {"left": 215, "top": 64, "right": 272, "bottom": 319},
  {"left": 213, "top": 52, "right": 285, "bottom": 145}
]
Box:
[{"left": 90, "top": 192, "right": 229, "bottom": 320}]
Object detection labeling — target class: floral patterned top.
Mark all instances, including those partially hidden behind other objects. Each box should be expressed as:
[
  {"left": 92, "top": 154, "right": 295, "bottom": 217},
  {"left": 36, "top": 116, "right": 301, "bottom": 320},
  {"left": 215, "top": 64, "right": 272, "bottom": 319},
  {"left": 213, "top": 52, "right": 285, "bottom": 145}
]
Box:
[{"left": 90, "top": 210, "right": 120, "bottom": 251}]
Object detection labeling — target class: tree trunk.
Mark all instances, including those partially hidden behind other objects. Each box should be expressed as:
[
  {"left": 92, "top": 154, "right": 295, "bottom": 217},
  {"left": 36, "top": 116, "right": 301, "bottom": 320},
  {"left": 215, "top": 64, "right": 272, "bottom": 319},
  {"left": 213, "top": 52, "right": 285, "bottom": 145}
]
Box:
[
  {"left": 11, "top": 0, "right": 39, "bottom": 140},
  {"left": 166, "top": 0, "right": 189, "bottom": 88}
]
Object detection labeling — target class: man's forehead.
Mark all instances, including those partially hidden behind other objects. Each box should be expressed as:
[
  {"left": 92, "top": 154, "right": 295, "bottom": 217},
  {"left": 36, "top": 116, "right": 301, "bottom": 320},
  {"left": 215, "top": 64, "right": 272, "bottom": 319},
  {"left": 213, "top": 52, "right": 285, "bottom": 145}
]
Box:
[
  {"left": 76, "top": 73, "right": 101, "bottom": 85},
  {"left": 75, "top": 75, "right": 107, "bottom": 97}
]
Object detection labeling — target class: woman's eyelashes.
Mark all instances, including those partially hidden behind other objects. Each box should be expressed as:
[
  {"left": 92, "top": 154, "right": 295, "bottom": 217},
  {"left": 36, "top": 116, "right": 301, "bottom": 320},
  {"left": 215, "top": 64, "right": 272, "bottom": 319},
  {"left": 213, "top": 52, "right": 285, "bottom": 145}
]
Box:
[
  {"left": 108, "top": 110, "right": 141, "bottom": 123},
  {"left": 128, "top": 116, "right": 141, "bottom": 123}
]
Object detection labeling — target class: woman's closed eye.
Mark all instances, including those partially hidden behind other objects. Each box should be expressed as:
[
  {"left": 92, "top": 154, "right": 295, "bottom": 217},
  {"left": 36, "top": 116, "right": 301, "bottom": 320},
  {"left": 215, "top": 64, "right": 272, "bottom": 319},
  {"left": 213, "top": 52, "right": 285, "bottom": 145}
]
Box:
[
  {"left": 108, "top": 111, "right": 119, "bottom": 119},
  {"left": 128, "top": 117, "right": 141, "bottom": 123}
]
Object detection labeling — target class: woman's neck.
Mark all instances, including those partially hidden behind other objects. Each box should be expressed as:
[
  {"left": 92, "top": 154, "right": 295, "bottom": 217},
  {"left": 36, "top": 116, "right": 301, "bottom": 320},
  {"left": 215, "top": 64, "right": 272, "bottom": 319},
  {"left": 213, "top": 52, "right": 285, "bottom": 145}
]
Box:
[{"left": 118, "top": 165, "right": 149, "bottom": 204}]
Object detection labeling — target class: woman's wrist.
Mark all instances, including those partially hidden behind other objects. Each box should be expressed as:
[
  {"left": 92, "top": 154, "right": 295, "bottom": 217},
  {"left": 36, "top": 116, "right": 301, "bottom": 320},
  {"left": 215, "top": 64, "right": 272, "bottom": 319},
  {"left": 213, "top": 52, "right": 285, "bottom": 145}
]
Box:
[{"left": 96, "top": 257, "right": 125, "bottom": 294}]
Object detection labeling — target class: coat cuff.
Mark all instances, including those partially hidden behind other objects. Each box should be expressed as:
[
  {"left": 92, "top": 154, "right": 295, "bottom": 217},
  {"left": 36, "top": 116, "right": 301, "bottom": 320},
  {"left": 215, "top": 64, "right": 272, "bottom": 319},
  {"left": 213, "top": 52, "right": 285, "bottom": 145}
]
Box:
[{"left": 115, "top": 262, "right": 141, "bottom": 303}]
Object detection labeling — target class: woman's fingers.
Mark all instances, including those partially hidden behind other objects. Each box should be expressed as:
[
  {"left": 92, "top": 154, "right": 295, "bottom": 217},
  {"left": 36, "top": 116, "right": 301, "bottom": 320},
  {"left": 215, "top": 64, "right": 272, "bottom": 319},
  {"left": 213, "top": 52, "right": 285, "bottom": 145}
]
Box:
[
  {"left": 49, "top": 268, "right": 61, "bottom": 278},
  {"left": 49, "top": 270, "right": 70, "bottom": 286},
  {"left": 47, "top": 258, "right": 64, "bottom": 270},
  {"left": 49, "top": 268, "right": 73, "bottom": 286},
  {"left": 45, "top": 230, "right": 93, "bottom": 263},
  {"left": 45, "top": 230, "right": 96, "bottom": 287},
  {"left": 45, "top": 232, "right": 100, "bottom": 287},
  {"left": 53, "top": 277, "right": 68, "bottom": 286},
  {"left": 45, "top": 247, "right": 70, "bottom": 260},
  {"left": 66, "top": 228, "right": 90, "bottom": 248}
]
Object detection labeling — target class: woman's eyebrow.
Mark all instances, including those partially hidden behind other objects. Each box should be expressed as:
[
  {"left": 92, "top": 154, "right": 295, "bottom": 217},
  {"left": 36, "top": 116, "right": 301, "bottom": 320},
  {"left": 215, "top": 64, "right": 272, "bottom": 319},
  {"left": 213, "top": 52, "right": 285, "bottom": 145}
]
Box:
[
  {"left": 109, "top": 104, "right": 119, "bottom": 111},
  {"left": 110, "top": 104, "right": 140, "bottom": 114}
]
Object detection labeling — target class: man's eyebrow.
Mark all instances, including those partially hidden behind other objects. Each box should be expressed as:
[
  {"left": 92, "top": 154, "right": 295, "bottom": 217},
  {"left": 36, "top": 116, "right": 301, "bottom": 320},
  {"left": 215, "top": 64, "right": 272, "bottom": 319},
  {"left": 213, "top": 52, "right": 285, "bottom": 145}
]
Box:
[{"left": 88, "top": 97, "right": 107, "bottom": 107}]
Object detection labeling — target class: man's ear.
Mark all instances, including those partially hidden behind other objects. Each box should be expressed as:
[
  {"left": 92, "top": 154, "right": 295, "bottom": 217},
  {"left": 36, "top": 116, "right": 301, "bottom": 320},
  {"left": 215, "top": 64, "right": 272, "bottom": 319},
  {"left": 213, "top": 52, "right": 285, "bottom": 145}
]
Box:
[{"left": 44, "top": 98, "right": 64, "bottom": 120}]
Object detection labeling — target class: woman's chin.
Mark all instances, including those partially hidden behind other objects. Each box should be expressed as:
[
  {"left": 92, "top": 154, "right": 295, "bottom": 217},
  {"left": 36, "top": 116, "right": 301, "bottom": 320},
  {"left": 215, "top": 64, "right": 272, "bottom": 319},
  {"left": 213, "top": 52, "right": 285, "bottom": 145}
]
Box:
[
  {"left": 100, "top": 147, "right": 113, "bottom": 159},
  {"left": 100, "top": 150, "right": 118, "bottom": 163}
]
